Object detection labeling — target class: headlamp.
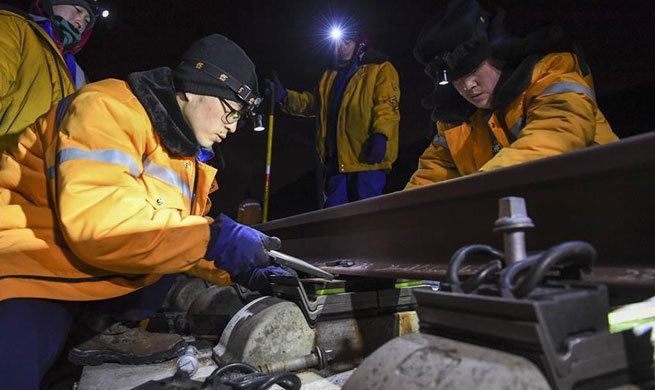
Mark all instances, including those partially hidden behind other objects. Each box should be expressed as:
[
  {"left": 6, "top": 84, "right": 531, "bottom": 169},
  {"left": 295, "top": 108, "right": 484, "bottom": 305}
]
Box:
[
  {"left": 438, "top": 70, "right": 449, "bottom": 86},
  {"left": 330, "top": 27, "right": 343, "bottom": 41},
  {"left": 253, "top": 114, "right": 265, "bottom": 132},
  {"left": 86, "top": 0, "right": 109, "bottom": 19},
  {"left": 425, "top": 57, "right": 450, "bottom": 86}
]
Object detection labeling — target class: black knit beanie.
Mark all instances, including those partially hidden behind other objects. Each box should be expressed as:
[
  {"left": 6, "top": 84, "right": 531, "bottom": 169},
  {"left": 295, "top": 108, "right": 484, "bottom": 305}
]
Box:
[
  {"left": 174, "top": 34, "right": 259, "bottom": 105},
  {"left": 50, "top": 0, "right": 96, "bottom": 29}
]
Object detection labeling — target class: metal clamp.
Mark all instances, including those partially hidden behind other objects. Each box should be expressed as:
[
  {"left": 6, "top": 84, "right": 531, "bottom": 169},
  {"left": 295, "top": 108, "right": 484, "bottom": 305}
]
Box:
[{"left": 271, "top": 276, "right": 328, "bottom": 327}]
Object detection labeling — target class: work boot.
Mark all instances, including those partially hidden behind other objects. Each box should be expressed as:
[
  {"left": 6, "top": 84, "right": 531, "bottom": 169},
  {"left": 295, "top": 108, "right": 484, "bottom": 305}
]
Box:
[{"left": 68, "top": 322, "right": 187, "bottom": 366}]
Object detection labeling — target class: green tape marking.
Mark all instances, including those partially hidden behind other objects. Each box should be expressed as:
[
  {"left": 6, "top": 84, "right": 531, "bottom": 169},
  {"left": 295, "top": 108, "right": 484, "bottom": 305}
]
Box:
[
  {"left": 395, "top": 281, "right": 423, "bottom": 289},
  {"left": 314, "top": 287, "right": 346, "bottom": 296}
]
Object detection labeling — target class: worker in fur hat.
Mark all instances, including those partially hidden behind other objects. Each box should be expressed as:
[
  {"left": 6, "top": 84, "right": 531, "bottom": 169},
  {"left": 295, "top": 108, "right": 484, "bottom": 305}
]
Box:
[{"left": 406, "top": 0, "right": 618, "bottom": 189}]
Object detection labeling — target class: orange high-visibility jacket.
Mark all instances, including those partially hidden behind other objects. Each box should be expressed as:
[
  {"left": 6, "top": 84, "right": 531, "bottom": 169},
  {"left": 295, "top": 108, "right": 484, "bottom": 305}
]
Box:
[
  {"left": 0, "top": 8, "right": 78, "bottom": 152},
  {"left": 0, "top": 76, "right": 229, "bottom": 302},
  {"left": 406, "top": 52, "right": 618, "bottom": 189}
]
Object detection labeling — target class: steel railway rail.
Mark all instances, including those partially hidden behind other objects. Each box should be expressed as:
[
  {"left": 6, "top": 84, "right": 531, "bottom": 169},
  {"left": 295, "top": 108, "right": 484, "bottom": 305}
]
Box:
[{"left": 258, "top": 132, "right": 655, "bottom": 299}]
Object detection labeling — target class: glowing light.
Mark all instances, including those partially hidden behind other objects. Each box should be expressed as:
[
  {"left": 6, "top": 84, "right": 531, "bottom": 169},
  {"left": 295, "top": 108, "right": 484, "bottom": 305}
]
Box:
[
  {"left": 330, "top": 27, "right": 342, "bottom": 40},
  {"left": 313, "top": 16, "right": 357, "bottom": 53},
  {"left": 439, "top": 70, "right": 449, "bottom": 85},
  {"left": 253, "top": 115, "right": 265, "bottom": 132},
  {"left": 101, "top": 9, "right": 109, "bottom": 18}
]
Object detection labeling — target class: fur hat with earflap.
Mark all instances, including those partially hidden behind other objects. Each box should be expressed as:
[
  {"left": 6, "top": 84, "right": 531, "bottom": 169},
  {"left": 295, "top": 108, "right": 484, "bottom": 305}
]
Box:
[{"left": 415, "top": 0, "right": 576, "bottom": 124}]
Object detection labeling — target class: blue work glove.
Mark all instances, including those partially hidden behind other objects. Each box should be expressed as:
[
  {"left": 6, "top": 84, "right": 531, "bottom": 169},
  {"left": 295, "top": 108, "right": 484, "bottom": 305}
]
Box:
[
  {"left": 272, "top": 72, "right": 288, "bottom": 103},
  {"left": 232, "top": 265, "right": 294, "bottom": 292},
  {"left": 205, "top": 214, "right": 281, "bottom": 278},
  {"left": 366, "top": 133, "right": 387, "bottom": 164}
]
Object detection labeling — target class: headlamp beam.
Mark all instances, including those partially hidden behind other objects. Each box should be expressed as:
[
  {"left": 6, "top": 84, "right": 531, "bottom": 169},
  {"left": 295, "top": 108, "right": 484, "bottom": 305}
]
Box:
[{"left": 330, "top": 27, "right": 343, "bottom": 41}]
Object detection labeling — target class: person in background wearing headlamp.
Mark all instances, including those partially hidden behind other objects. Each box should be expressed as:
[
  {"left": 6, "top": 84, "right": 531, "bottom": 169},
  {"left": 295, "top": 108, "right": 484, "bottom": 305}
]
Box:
[
  {"left": 405, "top": 0, "right": 618, "bottom": 189},
  {"left": 0, "top": 0, "right": 101, "bottom": 152},
  {"left": 0, "top": 34, "right": 289, "bottom": 389},
  {"left": 273, "top": 24, "right": 400, "bottom": 207}
]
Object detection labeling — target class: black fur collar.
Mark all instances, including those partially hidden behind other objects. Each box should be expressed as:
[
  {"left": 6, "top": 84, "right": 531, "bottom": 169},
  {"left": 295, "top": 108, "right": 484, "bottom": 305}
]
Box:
[
  {"left": 360, "top": 48, "right": 388, "bottom": 65},
  {"left": 127, "top": 67, "right": 199, "bottom": 157},
  {"left": 489, "top": 54, "right": 542, "bottom": 111},
  {"left": 328, "top": 47, "right": 389, "bottom": 70}
]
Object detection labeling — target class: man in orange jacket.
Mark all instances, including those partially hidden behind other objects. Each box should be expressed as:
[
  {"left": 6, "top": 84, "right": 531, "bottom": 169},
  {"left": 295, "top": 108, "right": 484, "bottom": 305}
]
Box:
[
  {"left": 406, "top": 0, "right": 618, "bottom": 189},
  {"left": 0, "top": 34, "right": 288, "bottom": 388}
]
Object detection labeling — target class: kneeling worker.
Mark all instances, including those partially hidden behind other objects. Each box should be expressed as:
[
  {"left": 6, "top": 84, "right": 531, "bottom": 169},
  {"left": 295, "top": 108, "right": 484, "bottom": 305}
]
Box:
[
  {"left": 406, "top": 0, "right": 618, "bottom": 189},
  {"left": 0, "top": 34, "right": 288, "bottom": 389}
]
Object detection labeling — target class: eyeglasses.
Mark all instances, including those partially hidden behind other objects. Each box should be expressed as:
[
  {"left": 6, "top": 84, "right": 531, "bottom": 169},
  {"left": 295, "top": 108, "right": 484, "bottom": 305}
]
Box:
[{"left": 219, "top": 98, "right": 243, "bottom": 125}]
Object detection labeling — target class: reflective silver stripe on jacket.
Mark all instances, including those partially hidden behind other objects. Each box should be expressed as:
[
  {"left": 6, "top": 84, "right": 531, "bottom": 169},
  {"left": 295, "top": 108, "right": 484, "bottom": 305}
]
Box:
[
  {"left": 509, "top": 81, "right": 596, "bottom": 138},
  {"left": 432, "top": 134, "right": 449, "bottom": 150},
  {"left": 74, "top": 63, "right": 86, "bottom": 90},
  {"left": 540, "top": 81, "right": 596, "bottom": 102},
  {"left": 48, "top": 147, "right": 141, "bottom": 179},
  {"left": 142, "top": 158, "right": 191, "bottom": 199},
  {"left": 509, "top": 116, "right": 526, "bottom": 139}
]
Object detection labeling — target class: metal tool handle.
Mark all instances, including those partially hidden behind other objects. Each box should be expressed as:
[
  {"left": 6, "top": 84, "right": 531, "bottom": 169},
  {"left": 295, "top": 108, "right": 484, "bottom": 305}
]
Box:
[{"left": 268, "top": 250, "right": 334, "bottom": 280}]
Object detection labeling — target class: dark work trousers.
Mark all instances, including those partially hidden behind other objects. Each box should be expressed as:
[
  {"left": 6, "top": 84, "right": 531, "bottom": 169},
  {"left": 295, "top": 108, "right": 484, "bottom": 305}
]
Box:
[
  {"left": 0, "top": 274, "right": 176, "bottom": 390},
  {"left": 324, "top": 169, "right": 387, "bottom": 208}
]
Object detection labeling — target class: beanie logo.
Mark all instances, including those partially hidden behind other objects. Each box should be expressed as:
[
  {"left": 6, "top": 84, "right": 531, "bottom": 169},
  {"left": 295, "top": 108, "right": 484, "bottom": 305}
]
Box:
[
  {"left": 219, "top": 74, "right": 228, "bottom": 82},
  {"left": 195, "top": 62, "right": 204, "bottom": 69}
]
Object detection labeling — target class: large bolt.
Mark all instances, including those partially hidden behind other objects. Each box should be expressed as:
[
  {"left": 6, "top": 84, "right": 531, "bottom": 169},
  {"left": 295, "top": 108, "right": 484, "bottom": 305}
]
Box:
[
  {"left": 493, "top": 197, "right": 534, "bottom": 264},
  {"left": 259, "top": 353, "right": 319, "bottom": 374},
  {"left": 259, "top": 347, "right": 334, "bottom": 374}
]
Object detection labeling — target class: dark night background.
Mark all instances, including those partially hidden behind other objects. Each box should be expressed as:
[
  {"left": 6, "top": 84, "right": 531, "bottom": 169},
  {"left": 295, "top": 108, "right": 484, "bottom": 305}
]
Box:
[{"left": 8, "top": 0, "right": 655, "bottom": 220}]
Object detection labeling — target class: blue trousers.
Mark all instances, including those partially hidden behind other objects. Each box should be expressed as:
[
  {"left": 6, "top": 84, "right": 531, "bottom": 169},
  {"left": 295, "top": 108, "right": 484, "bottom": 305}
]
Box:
[
  {"left": 0, "top": 275, "right": 176, "bottom": 390},
  {"left": 324, "top": 170, "right": 387, "bottom": 208}
]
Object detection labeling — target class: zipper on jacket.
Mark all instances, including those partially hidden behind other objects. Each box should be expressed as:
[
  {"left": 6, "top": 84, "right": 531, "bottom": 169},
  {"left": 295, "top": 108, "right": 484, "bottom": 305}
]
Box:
[{"left": 191, "top": 159, "right": 199, "bottom": 214}]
